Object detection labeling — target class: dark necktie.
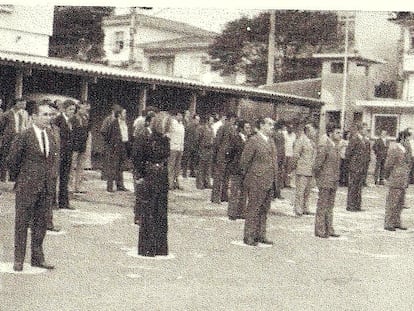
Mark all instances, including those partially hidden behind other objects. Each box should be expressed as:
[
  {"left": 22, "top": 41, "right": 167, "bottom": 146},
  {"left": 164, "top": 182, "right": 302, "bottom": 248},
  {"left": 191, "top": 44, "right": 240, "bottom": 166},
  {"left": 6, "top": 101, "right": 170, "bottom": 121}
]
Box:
[{"left": 41, "top": 130, "right": 47, "bottom": 158}]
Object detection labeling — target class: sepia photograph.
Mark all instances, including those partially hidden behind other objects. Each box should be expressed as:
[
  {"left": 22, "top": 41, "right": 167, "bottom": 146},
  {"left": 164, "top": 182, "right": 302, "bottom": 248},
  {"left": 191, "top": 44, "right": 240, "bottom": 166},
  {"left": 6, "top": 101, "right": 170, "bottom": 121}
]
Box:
[{"left": 0, "top": 1, "right": 414, "bottom": 309}]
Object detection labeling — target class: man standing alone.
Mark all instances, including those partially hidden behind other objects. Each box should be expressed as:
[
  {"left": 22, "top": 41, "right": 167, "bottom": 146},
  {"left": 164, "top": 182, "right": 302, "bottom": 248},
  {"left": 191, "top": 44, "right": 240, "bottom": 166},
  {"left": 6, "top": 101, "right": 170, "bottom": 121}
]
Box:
[
  {"left": 8, "top": 102, "right": 57, "bottom": 271},
  {"left": 240, "top": 117, "right": 278, "bottom": 246}
]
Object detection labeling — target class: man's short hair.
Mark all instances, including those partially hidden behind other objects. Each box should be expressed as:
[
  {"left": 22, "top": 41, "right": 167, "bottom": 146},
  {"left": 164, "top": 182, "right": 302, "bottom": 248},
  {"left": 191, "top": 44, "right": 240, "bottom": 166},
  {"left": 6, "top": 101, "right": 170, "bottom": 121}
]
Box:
[
  {"left": 326, "top": 123, "right": 340, "bottom": 135},
  {"left": 32, "top": 101, "right": 50, "bottom": 115},
  {"left": 63, "top": 99, "right": 76, "bottom": 109}
]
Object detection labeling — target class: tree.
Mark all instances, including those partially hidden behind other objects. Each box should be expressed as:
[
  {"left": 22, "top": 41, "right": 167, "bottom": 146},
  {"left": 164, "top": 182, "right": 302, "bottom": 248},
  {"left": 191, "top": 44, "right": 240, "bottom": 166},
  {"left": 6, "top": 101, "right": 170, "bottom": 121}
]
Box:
[
  {"left": 49, "top": 6, "right": 114, "bottom": 62},
  {"left": 209, "top": 11, "right": 340, "bottom": 86}
]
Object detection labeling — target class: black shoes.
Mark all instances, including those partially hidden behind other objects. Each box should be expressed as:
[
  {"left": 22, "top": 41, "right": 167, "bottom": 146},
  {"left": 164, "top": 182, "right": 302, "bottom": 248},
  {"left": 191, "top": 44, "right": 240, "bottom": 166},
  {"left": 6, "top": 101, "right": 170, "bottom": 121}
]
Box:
[
  {"left": 31, "top": 262, "right": 55, "bottom": 270},
  {"left": 243, "top": 238, "right": 258, "bottom": 246},
  {"left": 395, "top": 226, "right": 408, "bottom": 230},
  {"left": 47, "top": 226, "right": 61, "bottom": 232},
  {"left": 258, "top": 239, "right": 274, "bottom": 245},
  {"left": 117, "top": 186, "right": 129, "bottom": 192},
  {"left": 329, "top": 233, "right": 340, "bottom": 238},
  {"left": 384, "top": 227, "right": 396, "bottom": 231},
  {"left": 13, "top": 262, "right": 23, "bottom": 272}
]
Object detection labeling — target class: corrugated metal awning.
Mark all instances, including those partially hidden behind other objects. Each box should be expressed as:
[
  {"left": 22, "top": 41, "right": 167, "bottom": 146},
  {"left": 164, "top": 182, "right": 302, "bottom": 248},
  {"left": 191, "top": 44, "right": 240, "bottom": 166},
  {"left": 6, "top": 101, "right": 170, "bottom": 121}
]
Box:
[{"left": 0, "top": 50, "right": 324, "bottom": 108}]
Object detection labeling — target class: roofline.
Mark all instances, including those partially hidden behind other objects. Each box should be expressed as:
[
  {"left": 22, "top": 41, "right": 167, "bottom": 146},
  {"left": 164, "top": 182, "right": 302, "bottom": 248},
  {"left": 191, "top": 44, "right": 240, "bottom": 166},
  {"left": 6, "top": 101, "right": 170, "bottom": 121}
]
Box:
[
  {"left": 102, "top": 13, "right": 218, "bottom": 37},
  {"left": 0, "top": 50, "right": 323, "bottom": 109},
  {"left": 313, "top": 53, "right": 386, "bottom": 64}
]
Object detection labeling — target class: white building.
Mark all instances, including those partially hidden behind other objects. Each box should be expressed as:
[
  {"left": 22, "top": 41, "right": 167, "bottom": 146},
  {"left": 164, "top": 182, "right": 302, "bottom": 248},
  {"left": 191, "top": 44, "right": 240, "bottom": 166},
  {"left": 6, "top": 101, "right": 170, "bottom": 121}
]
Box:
[
  {"left": 102, "top": 11, "right": 244, "bottom": 84},
  {"left": 0, "top": 5, "right": 54, "bottom": 57}
]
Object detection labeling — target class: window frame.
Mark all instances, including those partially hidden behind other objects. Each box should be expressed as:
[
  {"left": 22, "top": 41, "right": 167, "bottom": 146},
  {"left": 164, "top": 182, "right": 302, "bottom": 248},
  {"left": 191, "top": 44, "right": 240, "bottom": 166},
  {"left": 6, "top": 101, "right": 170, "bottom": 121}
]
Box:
[
  {"left": 371, "top": 113, "right": 400, "bottom": 139},
  {"left": 113, "top": 31, "right": 124, "bottom": 54}
]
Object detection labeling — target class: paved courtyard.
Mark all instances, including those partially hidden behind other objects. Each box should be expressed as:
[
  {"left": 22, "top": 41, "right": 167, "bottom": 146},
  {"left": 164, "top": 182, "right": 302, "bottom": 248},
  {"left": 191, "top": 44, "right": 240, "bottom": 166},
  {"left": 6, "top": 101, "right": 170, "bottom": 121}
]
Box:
[{"left": 1, "top": 171, "right": 414, "bottom": 310}]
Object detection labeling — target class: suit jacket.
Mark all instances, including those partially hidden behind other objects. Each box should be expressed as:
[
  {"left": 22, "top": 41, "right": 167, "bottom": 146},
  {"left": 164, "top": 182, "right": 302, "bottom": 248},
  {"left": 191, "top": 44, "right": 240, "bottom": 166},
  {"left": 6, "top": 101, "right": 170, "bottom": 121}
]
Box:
[
  {"left": 0, "top": 109, "right": 27, "bottom": 150},
  {"left": 313, "top": 138, "right": 341, "bottom": 189},
  {"left": 272, "top": 131, "right": 285, "bottom": 164},
  {"left": 71, "top": 113, "right": 90, "bottom": 153},
  {"left": 293, "top": 134, "right": 316, "bottom": 177},
  {"left": 384, "top": 144, "right": 411, "bottom": 189},
  {"left": 345, "top": 134, "right": 368, "bottom": 173},
  {"left": 212, "top": 122, "right": 234, "bottom": 165},
  {"left": 226, "top": 132, "right": 247, "bottom": 176},
  {"left": 7, "top": 126, "right": 58, "bottom": 196},
  {"left": 240, "top": 133, "right": 278, "bottom": 192},
  {"left": 53, "top": 113, "right": 73, "bottom": 156},
  {"left": 373, "top": 138, "right": 389, "bottom": 161}
]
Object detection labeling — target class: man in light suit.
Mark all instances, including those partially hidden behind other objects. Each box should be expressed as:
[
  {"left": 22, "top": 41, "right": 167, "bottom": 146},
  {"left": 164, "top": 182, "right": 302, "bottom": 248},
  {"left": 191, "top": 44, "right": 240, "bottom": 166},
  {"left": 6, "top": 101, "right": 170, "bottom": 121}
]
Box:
[
  {"left": 383, "top": 130, "right": 412, "bottom": 231},
  {"left": 346, "top": 123, "right": 367, "bottom": 211},
  {"left": 8, "top": 102, "right": 58, "bottom": 271},
  {"left": 240, "top": 117, "right": 278, "bottom": 246},
  {"left": 313, "top": 124, "right": 342, "bottom": 238},
  {"left": 293, "top": 123, "right": 316, "bottom": 216}
]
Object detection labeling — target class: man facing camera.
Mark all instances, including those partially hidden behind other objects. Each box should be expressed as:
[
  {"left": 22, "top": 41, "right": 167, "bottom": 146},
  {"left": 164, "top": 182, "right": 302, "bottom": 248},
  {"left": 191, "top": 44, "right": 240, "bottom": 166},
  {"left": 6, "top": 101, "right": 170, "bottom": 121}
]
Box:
[
  {"left": 8, "top": 102, "right": 58, "bottom": 271},
  {"left": 240, "top": 117, "right": 278, "bottom": 246}
]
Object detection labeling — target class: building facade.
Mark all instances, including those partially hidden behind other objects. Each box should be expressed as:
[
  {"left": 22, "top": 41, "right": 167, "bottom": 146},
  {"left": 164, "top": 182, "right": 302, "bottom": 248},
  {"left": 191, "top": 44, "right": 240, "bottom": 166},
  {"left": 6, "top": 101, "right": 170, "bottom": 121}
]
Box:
[{"left": 0, "top": 5, "right": 54, "bottom": 57}]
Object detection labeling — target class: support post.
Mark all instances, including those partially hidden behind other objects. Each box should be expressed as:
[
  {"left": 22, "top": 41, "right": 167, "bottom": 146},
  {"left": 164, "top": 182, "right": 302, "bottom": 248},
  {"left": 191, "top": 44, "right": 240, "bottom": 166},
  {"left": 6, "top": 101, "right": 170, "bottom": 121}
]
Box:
[
  {"left": 190, "top": 92, "right": 197, "bottom": 115},
  {"left": 81, "top": 78, "right": 89, "bottom": 103},
  {"left": 138, "top": 87, "right": 147, "bottom": 116},
  {"left": 15, "top": 68, "right": 24, "bottom": 99}
]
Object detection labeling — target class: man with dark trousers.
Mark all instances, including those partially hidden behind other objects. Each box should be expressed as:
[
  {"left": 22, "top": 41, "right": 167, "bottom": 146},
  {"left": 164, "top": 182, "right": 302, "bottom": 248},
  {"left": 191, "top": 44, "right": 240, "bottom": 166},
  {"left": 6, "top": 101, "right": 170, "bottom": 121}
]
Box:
[
  {"left": 346, "top": 123, "right": 367, "bottom": 211},
  {"left": 8, "top": 101, "right": 57, "bottom": 271},
  {"left": 240, "top": 117, "right": 278, "bottom": 246},
  {"left": 314, "top": 123, "right": 342, "bottom": 238},
  {"left": 0, "top": 98, "right": 28, "bottom": 181},
  {"left": 211, "top": 112, "right": 237, "bottom": 204},
  {"left": 53, "top": 100, "right": 76, "bottom": 210},
  {"left": 373, "top": 130, "right": 389, "bottom": 185}
]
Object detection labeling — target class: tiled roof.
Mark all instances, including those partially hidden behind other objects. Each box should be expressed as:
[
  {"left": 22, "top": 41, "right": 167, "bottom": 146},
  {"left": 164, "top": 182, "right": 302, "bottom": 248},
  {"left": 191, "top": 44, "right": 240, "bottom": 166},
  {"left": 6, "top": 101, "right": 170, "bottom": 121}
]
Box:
[
  {"left": 0, "top": 50, "right": 323, "bottom": 108},
  {"left": 103, "top": 13, "right": 218, "bottom": 38},
  {"left": 313, "top": 53, "right": 385, "bottom": 64},
  {"left": 137, "top": 36, "right": 214, "bottom": 51}
]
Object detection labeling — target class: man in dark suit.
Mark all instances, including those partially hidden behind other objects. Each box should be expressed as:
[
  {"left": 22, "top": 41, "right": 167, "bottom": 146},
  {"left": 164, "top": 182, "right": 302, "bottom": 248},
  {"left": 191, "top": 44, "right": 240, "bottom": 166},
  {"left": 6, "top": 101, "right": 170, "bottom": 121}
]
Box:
[
  {"left": 361, "top": 126, "right": 371, "bottom": 187},
  {"left": 313, "top": 123, "right": 342, "bottom": 238},
  {"left": 272, "top": 121, "right": 285, "bottom": 200},
  {"left": 211, "top": 113, "right": 237, "bottom": 204},
  {"left": 240, "top": 117, "right": 278, "bottom": 246},
  {"left": 373, "top": 130, "right": 389, "bottom": 185},
  {"left": 53, "top": 100, "right": 76, "bottom": 209},
  {"left": 346, "top": 123, "right": 368, "bottom": 211},
  {"left": 0, "top": 99, "right": 27, "bottom": 181},
  {"left": 8, "top": 101, "right": 58, "bottom": 271}
]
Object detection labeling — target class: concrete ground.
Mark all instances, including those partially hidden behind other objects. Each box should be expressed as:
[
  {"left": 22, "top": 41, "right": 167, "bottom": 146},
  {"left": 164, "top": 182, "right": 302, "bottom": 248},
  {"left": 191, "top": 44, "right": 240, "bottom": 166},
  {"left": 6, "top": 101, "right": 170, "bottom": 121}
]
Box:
[{"left": 1, "top": 171, "right": 414, "bottom": 311}]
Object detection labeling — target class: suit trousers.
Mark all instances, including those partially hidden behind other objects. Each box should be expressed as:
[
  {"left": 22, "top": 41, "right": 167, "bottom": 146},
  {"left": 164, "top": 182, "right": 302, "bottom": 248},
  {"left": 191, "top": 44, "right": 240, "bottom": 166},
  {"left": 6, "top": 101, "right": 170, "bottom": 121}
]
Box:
[
  {"left": 228, "top": 174, "right": 247, "bottom": 219},
  {"left": 315, "top": 188, "right": 337, "bottom": 237},
  {"left": 347, "top": 170, "right": 364, "bottom": 211},
  {"left": 168, "top": 150, "right": 183, "bottom": 189},
  {"left": 374, "top": 158, "right": 385, "bottom": 183},
  {"left": 283, "top": 156, "right": 294, "bottom": 187},
  {"left": 196, "top": 150, "right": 212, "bottom": 189},
  {"left": 384, "top": 188, "right": 405, "bottom": 229},
  {"left": 244, "top": 187, "right": 272, "bottom": 243},
  {"left": 211, "top": 162, "right": 229, "bottom": 203},
  {"left": 15, "top": 188, "right": 47, "bottom": 265},
  {"left": 59, "top": 151, "right": 72, "bottom": 208},
  {"left": 294, "top": 175, "right": 312, "bottom": 215},
  {"left": 70, "top": 151, "right": 86, "bottom": 192}
]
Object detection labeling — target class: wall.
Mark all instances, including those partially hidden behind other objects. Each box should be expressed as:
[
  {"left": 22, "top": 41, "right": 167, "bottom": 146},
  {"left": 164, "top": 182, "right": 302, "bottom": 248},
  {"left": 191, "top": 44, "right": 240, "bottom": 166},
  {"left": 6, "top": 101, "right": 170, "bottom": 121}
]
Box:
[{"left": 0, "top": 5, "right": 54, "bottom": 56}]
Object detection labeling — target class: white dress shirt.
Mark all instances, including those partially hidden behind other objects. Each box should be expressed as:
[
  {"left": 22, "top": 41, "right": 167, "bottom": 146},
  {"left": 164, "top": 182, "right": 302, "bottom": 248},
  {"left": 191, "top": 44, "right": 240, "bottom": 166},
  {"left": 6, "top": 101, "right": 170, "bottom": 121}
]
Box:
[{"left": 33, "top": 124, "right": 49, "bottom": 157}]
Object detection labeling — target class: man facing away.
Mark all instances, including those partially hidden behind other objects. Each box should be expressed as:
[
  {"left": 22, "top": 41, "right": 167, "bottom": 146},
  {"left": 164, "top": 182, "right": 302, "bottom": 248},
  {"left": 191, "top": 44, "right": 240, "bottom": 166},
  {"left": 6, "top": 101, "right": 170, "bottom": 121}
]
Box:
[
  {"left": 240, "top": 117, "right": 278, "bottom": 246},
  {"left": 313, "top": 123, "right": 342, "bottom": 238},
  {"left": 8, "top": 101, "right": 57, "bottom": 271},
  {"left": 373, "top": 130, "right": 389, "bottom": 185}
]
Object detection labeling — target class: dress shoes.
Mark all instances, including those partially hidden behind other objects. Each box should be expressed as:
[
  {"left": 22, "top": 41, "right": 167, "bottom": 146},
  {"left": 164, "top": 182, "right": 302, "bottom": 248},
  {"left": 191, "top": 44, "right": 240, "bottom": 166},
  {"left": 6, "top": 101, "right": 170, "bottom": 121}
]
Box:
[
  {"left": 228, "top": 216, "right": 237, "bottom": 221},
  {"left": 61, "top": 205, "right": 75, "bottom": 210},
  {"left": 329, "top": 233, "right": 340, "bottom": 238},
  {"left": 395, "top": 226, "right": 408, "bottom": 230},
  {"left": 243, "top": 238, "right": 258, "bottom": 246},
  {"left": 384, "top": 227, "right": 396, "bottom": 231},
  {"left": 303, "top": 211, "right": 315, "bottom": 216},
  {"left": 258, "top": 239, "right": 274, "bottom": 245},
  {"left": 315, "top": 234, "right": 328, "bottom": 238},
  {"left": 47, "top": 226, "right": 61, "bottom": 232},
  {"left": 117, "top": 186, "right": 129, "bottom": 192},
  {"left": 13, "top": 262, "right": 23, "bottom": 272},
  {"left": 31, "top": 262, "right": 55, "bottom": 270}
]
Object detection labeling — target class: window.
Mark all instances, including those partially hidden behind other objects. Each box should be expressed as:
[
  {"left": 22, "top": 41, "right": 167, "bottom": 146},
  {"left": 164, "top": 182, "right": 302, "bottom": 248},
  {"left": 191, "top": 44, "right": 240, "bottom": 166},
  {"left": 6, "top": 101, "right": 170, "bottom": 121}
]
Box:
[
  {"left": 149, "top": 56, "right": 174, "bottom": 76},
  {"left": 113, "top": 31, "right": 124, "bottom": 54},
  {"left": 372, "top": 114, "right": 399, "bottom": 139},
  {"left": 0, "top": 5, "right": 13, "bottom": 13},
  {"left": 331, "top": 62, "right": 344, "bottom": 74}
]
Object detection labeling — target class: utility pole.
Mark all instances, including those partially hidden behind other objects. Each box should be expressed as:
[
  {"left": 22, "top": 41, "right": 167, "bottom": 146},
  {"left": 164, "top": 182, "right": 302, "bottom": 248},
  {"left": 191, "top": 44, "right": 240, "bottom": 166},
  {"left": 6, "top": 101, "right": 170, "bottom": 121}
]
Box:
[
  {"left": 340, "top": 13, "right": 349, "bottom": 131},
  {"left": 266, "top": 10, "right": 276, "bottom": 85},
  {"left": 129, "top": 7, "right": 137, "bottom": 66}
]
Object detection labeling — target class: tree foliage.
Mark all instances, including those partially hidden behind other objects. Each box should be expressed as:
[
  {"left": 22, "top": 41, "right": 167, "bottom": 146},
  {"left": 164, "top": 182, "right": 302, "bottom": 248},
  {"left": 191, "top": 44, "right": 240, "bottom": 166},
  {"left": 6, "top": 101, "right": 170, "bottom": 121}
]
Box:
[
  {"left": 209, "top": 10, "right": 341, "bottom": 86},
  {"left": 49, "top": 6, "right": 114, "bottom": 62}
]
